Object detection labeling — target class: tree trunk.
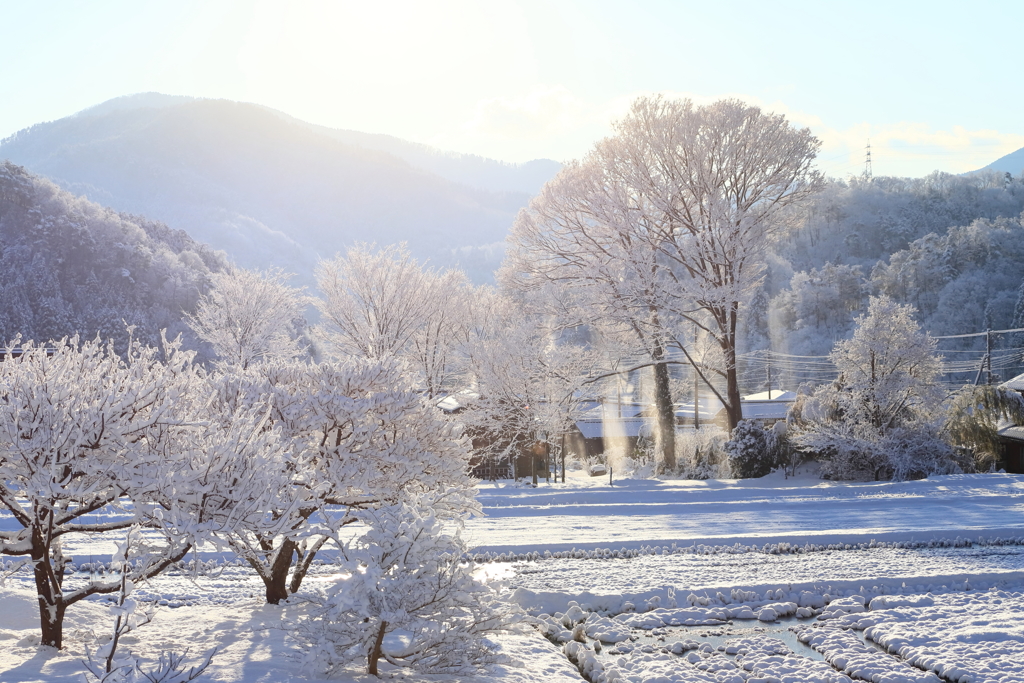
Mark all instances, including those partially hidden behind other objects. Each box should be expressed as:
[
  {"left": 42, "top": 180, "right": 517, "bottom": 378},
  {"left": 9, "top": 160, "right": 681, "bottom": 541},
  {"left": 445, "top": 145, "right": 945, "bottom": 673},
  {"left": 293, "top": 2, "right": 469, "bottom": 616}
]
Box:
[
  {"left": 367, "top": 619, "right": 388, "bottom": 676},
  {"left": 263, "top": 538, "right": 297, "bottom": 604},
  {"left": 33, "top": 548, "right": 66, "bottom": 649},
  {"left": 723, "top": 308, "right": 744, "bottom": 432},
  {"left": 724, "top": 360, "right": 743, "bottom": 432},
  {"left": 653, "top": 358, "right": 676, "bottom": 472},
  {"left": 288, "top": 535, "right": 330, "bottom": 595}
]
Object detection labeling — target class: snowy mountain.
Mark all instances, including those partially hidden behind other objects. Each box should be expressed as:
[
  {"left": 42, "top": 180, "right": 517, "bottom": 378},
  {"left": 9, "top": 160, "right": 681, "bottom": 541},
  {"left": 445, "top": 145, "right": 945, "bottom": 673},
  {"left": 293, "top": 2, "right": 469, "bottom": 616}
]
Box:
[
  {"left": 978, "top": 145, "right": 1024, "bottom": 176},
  {"left": 0, "top": 94, "right": 561, "bottom": 284}
]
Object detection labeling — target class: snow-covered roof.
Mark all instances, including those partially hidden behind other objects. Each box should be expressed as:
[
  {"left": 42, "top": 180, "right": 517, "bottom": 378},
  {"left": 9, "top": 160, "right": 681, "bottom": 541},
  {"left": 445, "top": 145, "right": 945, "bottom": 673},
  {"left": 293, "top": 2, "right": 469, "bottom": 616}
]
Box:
[
  {"left": 742, "top": 390, "right": 797, "bottom": 402},
  {"left": 1000, "top": 373, "right": 1024, "bottom": 393},
  {"left": 575, "top": 417, "right": 650, "bottom": 439},
  {"left": 579, "top": 402, "right": 646, "bottom": 420},
  {"left": 673, "top": 404, "right": 720, "bottom": 420},
  {"left": 739, "top": 400, "right": 793, "bottom": 420},
  {"left": 997, "top": 424, "right": 1024, "bottom": 443},
  {"left": 435, "top": 389, "right": 480, "bottom": 413}
]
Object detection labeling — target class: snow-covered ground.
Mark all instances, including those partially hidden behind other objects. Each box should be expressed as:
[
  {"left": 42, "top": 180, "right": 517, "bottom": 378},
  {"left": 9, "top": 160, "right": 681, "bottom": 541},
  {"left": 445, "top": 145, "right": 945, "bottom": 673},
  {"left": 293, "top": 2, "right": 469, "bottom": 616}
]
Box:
[{"left": 3, "top": 469, "right": 1024, "bottom": 682}]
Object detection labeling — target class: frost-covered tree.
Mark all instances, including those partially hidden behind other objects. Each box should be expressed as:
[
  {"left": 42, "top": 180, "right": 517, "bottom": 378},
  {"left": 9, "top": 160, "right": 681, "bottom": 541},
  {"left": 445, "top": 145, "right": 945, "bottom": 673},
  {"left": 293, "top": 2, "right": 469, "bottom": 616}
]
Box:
[
  {"left": 0, "top": 336, "right": 195, "bottom": 648},
  {"left": 793, "top": 296, "right": 957, "bottom": 480},
  {"left": 505, "top": 96, "right": 823, "bottom": 445},
  {"left": 210, "top": 359, "right": 477, "bottom": 604},
  {"left": 187, "top": 266, "right": 308, "bottom": 369},
  {"left": 301, "top": 494, "right": 515, "bottom": 677},
  {"left": 314, "top": 243, "right": 469, "bottom": 397},
  {"left": 460, "top": 289, "right": 595, "bottom": 482}
]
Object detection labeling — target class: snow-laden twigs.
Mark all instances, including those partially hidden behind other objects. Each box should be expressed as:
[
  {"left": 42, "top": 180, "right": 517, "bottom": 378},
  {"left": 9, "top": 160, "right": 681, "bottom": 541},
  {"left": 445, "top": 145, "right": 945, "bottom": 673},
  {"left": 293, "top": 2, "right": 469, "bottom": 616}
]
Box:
[{"left": 299, "top": 493, "right": 521, "bottom": 677}]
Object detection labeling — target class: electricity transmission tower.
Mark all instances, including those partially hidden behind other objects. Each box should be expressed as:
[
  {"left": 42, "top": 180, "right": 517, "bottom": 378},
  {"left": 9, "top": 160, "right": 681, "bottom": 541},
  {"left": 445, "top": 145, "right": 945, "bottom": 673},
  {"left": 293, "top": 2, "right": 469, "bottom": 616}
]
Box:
[{"left": 863, "top": 139, "right": 873, "bottom": 179}]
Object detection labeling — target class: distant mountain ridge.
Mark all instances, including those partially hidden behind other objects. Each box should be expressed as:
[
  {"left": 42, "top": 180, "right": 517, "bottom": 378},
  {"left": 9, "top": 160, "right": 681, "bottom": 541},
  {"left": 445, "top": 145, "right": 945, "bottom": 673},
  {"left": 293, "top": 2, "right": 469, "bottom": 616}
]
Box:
[
  {"left": 979, "top": 146, "right": 1024, "bottom": 176},
  {"left": 0, "top": 93, "right": 562, "bottom": 283}
]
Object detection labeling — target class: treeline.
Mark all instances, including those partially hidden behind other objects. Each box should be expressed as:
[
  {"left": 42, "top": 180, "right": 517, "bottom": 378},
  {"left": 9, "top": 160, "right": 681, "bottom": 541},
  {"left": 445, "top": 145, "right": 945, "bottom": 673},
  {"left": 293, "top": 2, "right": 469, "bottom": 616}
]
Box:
[
  {"left": 0, "top": 161, "right": 226, "bottom": 353},
  {"left": 758, "top": 171, "right": 1024, "bottom": 357}
]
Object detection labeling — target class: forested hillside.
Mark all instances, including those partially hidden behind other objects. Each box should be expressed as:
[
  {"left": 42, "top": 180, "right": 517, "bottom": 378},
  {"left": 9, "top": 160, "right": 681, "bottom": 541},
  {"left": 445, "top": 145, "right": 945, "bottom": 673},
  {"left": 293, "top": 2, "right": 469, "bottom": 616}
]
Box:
[
  {"left": 761, "top": 171, "right": 1024, "bottom": 356},
  {"left": 0, "top": 94, "right": 559, "bottom": 284},
  {"left": 0, "top": 161, "right": 226, "bottom": 351}
]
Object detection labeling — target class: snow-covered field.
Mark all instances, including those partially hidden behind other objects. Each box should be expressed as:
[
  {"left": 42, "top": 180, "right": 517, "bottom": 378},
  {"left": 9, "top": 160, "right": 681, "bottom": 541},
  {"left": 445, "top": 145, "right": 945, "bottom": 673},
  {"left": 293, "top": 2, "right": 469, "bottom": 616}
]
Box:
[{"left": 3, "top": 469, "right": 1024, "bottom": 682}]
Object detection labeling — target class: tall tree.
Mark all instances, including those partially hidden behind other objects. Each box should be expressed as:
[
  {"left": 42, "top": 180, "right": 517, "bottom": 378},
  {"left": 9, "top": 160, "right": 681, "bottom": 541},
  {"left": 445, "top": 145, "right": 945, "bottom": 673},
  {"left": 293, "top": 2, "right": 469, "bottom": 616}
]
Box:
[{"left": 505, "top": 96, "right": 823, "bottom": 449}]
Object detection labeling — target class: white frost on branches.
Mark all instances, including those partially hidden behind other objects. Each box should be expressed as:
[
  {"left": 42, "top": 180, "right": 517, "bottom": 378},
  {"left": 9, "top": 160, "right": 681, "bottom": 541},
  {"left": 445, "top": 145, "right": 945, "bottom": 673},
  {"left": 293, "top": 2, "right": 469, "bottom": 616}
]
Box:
[
  {"left": 187, "top": 266, "right": 309, "bottom": 369},
  {"left": 301, "top": 493, "right": 518, "bottom": 677},
  {"left": 793, "top": 296, "right": 958, "bottom": 480}
]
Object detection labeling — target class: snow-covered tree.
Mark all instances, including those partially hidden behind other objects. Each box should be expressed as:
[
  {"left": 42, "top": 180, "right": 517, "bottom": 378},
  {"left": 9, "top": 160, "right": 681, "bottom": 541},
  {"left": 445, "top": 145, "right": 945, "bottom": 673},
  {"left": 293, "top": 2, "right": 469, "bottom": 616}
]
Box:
[
  {"left": 187, "top": 266, "right": 308, "bottom": 369},
  {"left": 724, "top": 420, "right": 780, "bottom": 478},
  {"left": 210, "top": 359, "right": 477, "bottom": 604},
  {"left": 0, "top": 336, "right": 195, "bottom": 648},
  {"left": 315, "top": 244, "right": 470, "bottom": 398},
  {"left": 792, "top": 296, "right": 957, "bottom": 480},
  {"left": 301, "top": 494, "right": 516, "bottom": 677},
  {"left": 460, "top": 289, "right": 595, "bottom": 482},
  {"left": 505, "top": 96, "right": 823, "bottom": 449}
]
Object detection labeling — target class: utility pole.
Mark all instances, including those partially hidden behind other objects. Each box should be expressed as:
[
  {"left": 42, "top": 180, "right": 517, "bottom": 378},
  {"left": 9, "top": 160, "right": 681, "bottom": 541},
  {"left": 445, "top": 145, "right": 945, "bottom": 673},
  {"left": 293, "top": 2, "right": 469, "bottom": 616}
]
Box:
[
  {"left": 766, "top": 352, "right": 773, "bottom": 400},
  {"left": 987, "top": 328, "right": 993, "bottom": 385}
]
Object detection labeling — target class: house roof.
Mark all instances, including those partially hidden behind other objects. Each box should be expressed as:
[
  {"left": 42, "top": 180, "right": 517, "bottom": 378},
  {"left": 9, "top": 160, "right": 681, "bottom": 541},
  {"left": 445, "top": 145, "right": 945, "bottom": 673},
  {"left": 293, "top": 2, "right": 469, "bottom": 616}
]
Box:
[
  {"left": 742, "top": 390, "right": 797, "bottom": 402},
  {"left": 579, "top": 402, "right": 646, "bottom": 420},
  {"left": 575, "top": 417, "right": 650, "bottom": 439},
  {"left": 739, "top": 400, "right": 793, "bottom": 420},
  {"left": 435, "top": 389, "right": 480, "bottom": 413},
  {"left": 1000, "top": 373, "right": 1024, "bottom": 393},
  {"left": 997, "top": 424, "right": 1024, "bottom": 443}
]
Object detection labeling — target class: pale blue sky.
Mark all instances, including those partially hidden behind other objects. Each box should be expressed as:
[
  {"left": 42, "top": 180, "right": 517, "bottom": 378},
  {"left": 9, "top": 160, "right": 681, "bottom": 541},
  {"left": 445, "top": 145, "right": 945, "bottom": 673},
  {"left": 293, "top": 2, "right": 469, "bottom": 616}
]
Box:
[{"left": 1, "top": 0, "right": 1021, "bottom": 177}]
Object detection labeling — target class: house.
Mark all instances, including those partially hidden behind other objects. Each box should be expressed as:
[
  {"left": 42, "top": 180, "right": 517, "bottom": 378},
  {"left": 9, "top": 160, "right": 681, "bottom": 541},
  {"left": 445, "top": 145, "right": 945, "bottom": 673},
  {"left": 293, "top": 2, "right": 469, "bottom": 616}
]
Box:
[
  {"left": 711, "top": 390, "right": 796, "bottom": 429},
  {"left": 996, "top": 373, "right": 1024, "bottom": 473},
  {"left": 435, "top": 389, "right": 552, "bottom": 481}
]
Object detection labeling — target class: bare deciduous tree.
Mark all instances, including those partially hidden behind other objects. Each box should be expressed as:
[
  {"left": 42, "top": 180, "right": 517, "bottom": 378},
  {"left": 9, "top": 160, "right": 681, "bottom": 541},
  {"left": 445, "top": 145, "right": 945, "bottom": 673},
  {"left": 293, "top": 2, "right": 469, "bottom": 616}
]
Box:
[
  {"left": 187, "top": 267, "right": 308, "bottom": 369},
  {"left": 505, "top": 96, "right": 823, "bottom": 442},
  {"left": 314, "top": 243, "right": 468, "bottom": 398}
]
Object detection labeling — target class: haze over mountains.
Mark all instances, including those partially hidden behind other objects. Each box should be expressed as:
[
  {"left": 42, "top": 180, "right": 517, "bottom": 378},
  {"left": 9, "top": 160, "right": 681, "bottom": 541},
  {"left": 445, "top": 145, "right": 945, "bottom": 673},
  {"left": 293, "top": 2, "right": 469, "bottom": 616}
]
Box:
[{"left": 0, "top": 93, "right": 562, "bottom": 284}]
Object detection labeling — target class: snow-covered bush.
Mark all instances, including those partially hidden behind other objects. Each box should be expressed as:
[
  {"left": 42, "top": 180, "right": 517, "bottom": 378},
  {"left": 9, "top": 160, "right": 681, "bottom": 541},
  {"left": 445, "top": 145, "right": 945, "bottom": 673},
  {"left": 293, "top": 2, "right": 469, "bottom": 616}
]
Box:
[
  {"left": 676, "top": 427, "right": 729, "bottom": 479},
  {"left": 300, "top": 495, "right": 518, "bottom": 677},
  {"left": 724, "top": 420, "right": 778, "bottom": 478},
  {"left": 792, "top": 297, "right": 958, "bottom": 480}
]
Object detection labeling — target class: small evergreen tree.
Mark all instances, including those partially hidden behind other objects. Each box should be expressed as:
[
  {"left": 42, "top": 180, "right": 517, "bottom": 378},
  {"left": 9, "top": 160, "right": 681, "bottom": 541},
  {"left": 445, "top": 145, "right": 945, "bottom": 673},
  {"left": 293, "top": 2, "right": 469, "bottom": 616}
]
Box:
[{"left": 725, "top": 420, "right": 775, "bottom": 478}]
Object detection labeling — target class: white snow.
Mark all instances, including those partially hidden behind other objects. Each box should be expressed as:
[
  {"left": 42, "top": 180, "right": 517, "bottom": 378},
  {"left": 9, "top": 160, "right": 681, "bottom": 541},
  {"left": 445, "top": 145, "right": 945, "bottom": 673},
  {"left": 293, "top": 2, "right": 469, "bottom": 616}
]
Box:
[{"left": 3, "top": 469, "right": 1024, "bottom": 681}]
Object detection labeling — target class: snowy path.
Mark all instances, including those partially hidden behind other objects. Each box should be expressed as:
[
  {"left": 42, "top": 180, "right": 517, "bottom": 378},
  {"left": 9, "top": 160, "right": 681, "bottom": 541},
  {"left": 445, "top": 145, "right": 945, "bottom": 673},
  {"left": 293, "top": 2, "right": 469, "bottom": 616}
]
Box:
[{"left": 465, "top": 471, "right": 1024, "bottom": 553}]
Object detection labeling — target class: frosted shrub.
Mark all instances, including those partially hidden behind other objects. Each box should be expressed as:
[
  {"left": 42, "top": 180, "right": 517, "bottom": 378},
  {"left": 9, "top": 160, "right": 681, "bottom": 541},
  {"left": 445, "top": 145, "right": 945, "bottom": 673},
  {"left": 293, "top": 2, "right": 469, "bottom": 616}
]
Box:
[
  {"left": 724, "top": 420, "right": 777, "bottom": 478},
  {"left": 605, "top": 440, "right": 656, "bottom": 478},
  {"left": 793, "top": 296, "right": 959, "bottom": 481},
  {"left": 676, "top": 427, "right": 730, "bottom": 479},
  {"left": 301, "top": 495, "right": 518, "bottom": 677}
]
